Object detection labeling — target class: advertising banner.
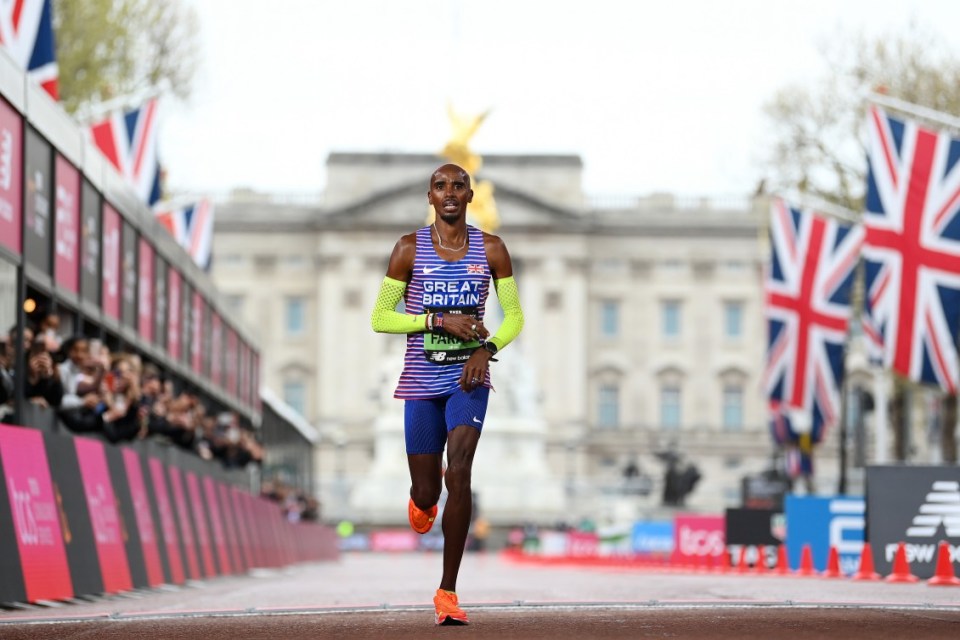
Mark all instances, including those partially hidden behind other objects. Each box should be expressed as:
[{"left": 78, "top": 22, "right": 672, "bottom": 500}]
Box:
[
  {"left": 185, "top": 471, "right": 217, "bottom": 577},
  {"left": 370, "top": 530, "right": 419, "bottom": 551},
  {"left": 192, "top": 292, "right": 204, "bottom": 374},
  {"left": 202, "top": 477, "right": 232, "bottom": 575},
  {"left": 253, "top": 352, "right": 261, "bottom": 413},
  {"left": 121, "top": 222, "right": 137, "bottom": 328},
  {"left": 121, "top": 449, "right": 164, "bottom": 587},
  {"left": 167, "top": 267, "right": 182, "bottom": 360},
  {"left": 672, "top": 513, "right": 725, "bottom": 564},
  {"left": 211, "top": 312, "right": 223, "bottom": 388},
  {"left": 43, "top": 432, "right": 104, "bottom": 598},
  {"left": 154, "top": 256, "right": 167, "bottom": 349},
  {"left": 724, "top": 508, "right": 784, "bottom": 569},
  {"left": 54, "top": 154, "right": 80, "bottom": 293},
  {"left": 74, "top": 437, "right": 132, "bottom": 594},
  {"left": 631, "top": 521, "right": 674, "bottom": 556},
  {"left": 866, "top": 465, "right": 960, "bottom": 579},
  {"left": 80, "top": 180, "right": 100, "bottom": 305},
  {"left": 218, "top": 482, "right": 245, "bottom": 574},
  {"left": 567, "top": 531, "right": 599, "bottom": 557},
  {"left": 138, "top": 239, "right": 154, "bottom": 342},
  {"left": 232, "top": 486, "right": 258, "bottom": 569},
  {"left": 0, "top": 97, "right": 23, "bottom": 256},
  {"left": 101, "top": 204, "right": 121, "bottom": 319},
  {"left": 0, "top": 426, "right": 72, "bottom": 603},
  {"left": 226, "top": 328, "right": 238, "bottom": 398},
  {"left": 147, "top": 458, "right": 185, "bottom": 584},
  {"left": 24, "top": 126, "right": 52, "bottom": 275},
  {"left": 166, "top": 466, "right": 201, "bottom": 580},
  {"left": 785, "top": 495, "right": 864, "bottom": 575}
]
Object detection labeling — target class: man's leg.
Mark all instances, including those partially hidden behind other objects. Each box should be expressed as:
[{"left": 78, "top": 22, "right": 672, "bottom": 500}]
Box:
[
  {"left": 439, "top": 424, "right": 480, "bottom": 592},
  {"left": 407, "top": 453, "right": 443, "bottom": 511}
]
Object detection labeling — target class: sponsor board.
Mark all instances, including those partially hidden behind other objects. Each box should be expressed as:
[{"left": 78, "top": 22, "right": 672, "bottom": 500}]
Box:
[
  {"left": 672, "top": 514, "right": 725, "bottom": 563},
  {"left": 369, "top": 530, "right": 419, "bottom": 552},
  {"left": 631, "top": 521, "right": 674, "bottom": 556},
  {"left": 866, "top": 466, "right": 960, "bottom": 579},
  {"left": 785, "top": 495, "right": 864, "bottom": 575}
]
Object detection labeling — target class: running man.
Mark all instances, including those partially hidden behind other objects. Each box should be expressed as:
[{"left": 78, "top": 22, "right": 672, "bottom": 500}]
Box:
[{"left": 371, "top": 163, "right": 524, "bottom": 625}]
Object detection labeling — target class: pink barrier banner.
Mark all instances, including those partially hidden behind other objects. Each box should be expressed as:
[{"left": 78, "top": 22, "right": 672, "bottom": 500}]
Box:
[
  {"left": 54, "top": 154, "right": 81, "bottom": 293},
  {"left": 567, "top": 531, "right": 600, "bottom": 557},
  {"left": 167, "top": 466, "right": 201, "bottom": 580},
  {"left": 0, "top": 426, "right": 72, "bottom": 602},
  {"left": 74, "top": 437, "right": 132, "bottom": 594},
  {"left": 168, "top": 268, "right": 182, "bottom": 360},
  {"left": 232, "top": 487, "right": 258, "bottom": 569},
  {"left": 370, "top": 530, "right": 419, "bottom": 552},
  {"left": 138, "top": 239, "right": 154, "bottom": 342},
  {"left": 202, "top": 477, "right": 232, "bottom": 575},
  {"left": 148, "top": 458, "right": 184, "bottom": 584},
  {"left": 101, "top": 204, "right": 121, "bottom": 319},
  {"left": 185, "top": 472, "right": 216, "bottom": 577},
  {"left": 226, "top": 328, "right": 238, "bottom": 399},
  {"left": 218, "top": 482, "right": 244, "bottom": 574},
  {"left": 122, "top": 450, "right": 163, "bottom": 587},
  {"left": 0, "top": 97, "right": 23, "bottom": 256},
  {"left": 672, "top": 513, "right": 726, "bottom": 564}
]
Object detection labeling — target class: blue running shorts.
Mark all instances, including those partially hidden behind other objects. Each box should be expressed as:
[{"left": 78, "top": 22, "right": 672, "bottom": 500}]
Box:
[{"left": 404, "top": 387, "right": 490, "bottom": 455}]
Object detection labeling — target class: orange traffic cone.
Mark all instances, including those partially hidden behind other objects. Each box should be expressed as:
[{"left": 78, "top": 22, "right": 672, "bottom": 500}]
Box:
[
  {"left": 821, "top": 546, "right": 842, "bottom": 578},
  {"left": 736, "top": 546, "right": 749, "bottom": 573},
  {"left": 775, "top": 544, "right": 791, "bottom": 575},
  {"left": 719, "top": 548, "right": 732, "bottom": 574},
  {"left": 797, "top": 544, "right": 816, "bottom": 577},
  {"left": 852, "top": 543, "right": 880, "bottom": 581},
  {"left": 885, "top": 541, "right": 918, "bottom": 583},
  {"left": 927, "top": 541, "right": 960, "bottom": 587},
  {"left": 755, "top": 546, "right": 768, "bottom": 575}
]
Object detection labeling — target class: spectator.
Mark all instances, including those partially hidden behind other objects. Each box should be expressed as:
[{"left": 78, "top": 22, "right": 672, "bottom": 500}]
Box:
[
  {"left": 22, "top": 325, "right": 63, "bottom": 409},
  {"left": 58, "top": 336, "right": 90, "bottom": 410}
]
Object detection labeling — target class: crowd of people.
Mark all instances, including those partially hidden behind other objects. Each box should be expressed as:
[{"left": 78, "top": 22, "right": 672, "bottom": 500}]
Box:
[
  {"left": 0, "top": 313, "right": 263, "bottom": 470},
  {"left": 260, "top": 478, "right": 321, "bottom": 523}
]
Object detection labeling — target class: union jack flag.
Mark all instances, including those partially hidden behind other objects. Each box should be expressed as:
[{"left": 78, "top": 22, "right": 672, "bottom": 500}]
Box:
[
  {"left": 862, "top": 106, "right": 960, "bottom": 392},
  {"left": 155, "top": 198, "right": 214, "bottom": 270},
  {"left": 764, "top": 198, "right": 863, "bottom": 440},
  {"left": 89, "top": 98, "right": 162, "bottom": 206},
  {"left": 0, "top": 0, "right": 58, "bottom": 99},
  {"left": 467, "top": 264, "right": 484, "bottom": 274}
]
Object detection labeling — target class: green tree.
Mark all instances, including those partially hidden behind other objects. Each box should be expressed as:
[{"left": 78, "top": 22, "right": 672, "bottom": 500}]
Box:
[
  {"left": 762, "top": 24, "right": 960, "bottom": 211},
  {"left": 53, "top": 0, "right": 200, "bottom": 116}
]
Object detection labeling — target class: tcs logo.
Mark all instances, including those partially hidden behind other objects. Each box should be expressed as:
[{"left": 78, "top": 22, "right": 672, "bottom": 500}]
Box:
[{"left": 678, "top": 525, "right": 725, "bottom": 557}]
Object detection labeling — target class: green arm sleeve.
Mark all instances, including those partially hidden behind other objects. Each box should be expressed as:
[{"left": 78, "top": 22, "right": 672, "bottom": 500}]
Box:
[
  {"left": 489, "top": 276, "right": 524, "bottom": 351},
  {"left": 370, "top": 277, "right": 428, "bottom": 334}
]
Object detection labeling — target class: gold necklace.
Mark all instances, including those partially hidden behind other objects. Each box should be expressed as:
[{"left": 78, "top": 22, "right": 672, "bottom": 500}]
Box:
[{"left": 434, "top": 223, "right": 467, "bottom": 251}]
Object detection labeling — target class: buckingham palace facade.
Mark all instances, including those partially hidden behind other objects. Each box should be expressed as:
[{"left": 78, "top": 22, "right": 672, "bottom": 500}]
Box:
[{"left": 209, "top": 152, "right": 851, "bottom": 524}]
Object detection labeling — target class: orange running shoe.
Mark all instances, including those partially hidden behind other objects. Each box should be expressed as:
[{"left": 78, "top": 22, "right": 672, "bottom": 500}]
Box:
[
  {"left": 433, "top": 588, "right": 469, "bottom": 625},
  {"left": 408, "top": 498, "right": 438, "bottom": 534}
]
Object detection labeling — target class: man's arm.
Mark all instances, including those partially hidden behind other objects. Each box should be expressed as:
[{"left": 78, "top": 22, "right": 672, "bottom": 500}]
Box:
[
  {"left": 371, "top": 234, "right": 430, "bottom": 334},
  {"left": 484, "top": 234, "right": 524, "bottom": 352}
]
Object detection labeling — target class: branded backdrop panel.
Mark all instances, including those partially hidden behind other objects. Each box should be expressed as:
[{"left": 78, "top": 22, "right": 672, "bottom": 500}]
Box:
[
  {"left": 146, "top": 457, "right": 185, "bottom": 585},
  {"left": 103, "top": 445, "right": 148, "bottom": 590},
  {"left": 53, "top": 155, "right": 80, "bottom": 293},
  {"left": 121, "top": 221, "right": 137, "bottom": 328},
  {"left": 137, "top": 239, "right": 154, "bottom": 342},
  {"left": 43, "top": 432, "right": 104, "bottom": 598},
  {"left": 866, "top": 465, "right": 960, "bottom": 579},
  {"left": 631, "top": 521, "right": 674, "bottom": 556},
  {"left": 100, "top": 204, "right": 121, "bottom": 320},
  {"left": 672, "top": 514, "right": 725, "bottom": 564},
  {"left": 785, "top": 495, "right": 864, "bottom": 575},
  {"left": 154, "top": 256, "right": 167, "bottom": 350},
  {"left": 0, "top": 97, "right": 23, "bottom": 257},
  {"left": 23, "top": 126, "right": 52, "bottom": 276},
  {"left": 0, "top": 426, "right": 72, "bottom": 602},
  {"left": 79, "top": 180, "right": 100, "bottom": 306}
]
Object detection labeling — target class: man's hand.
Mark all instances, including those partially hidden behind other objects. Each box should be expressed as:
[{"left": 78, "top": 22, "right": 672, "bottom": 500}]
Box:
[
  {"left": 441, "top": 315, "right": 489, "bottom": 343},
  {"left": 459, "top": 348, "right": 492, "bottom": 392}
]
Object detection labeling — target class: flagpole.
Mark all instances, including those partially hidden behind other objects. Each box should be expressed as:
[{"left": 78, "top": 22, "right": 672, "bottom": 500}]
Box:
[
  {"left": 866, "top": 92, "right": 960, "bottom": 134},
  {"left": 873, "top": 366, "right": 889, "bottom": 464}
]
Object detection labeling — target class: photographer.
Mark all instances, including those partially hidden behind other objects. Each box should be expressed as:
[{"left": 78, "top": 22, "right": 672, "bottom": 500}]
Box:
[{"left": 23, "top": 325, "right": 63, "bottom": 409}]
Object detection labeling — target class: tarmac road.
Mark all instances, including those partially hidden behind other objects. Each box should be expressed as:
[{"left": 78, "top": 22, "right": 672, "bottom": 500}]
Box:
[{"left": 2, "top": 552, "right": 959, "bottom": 638}]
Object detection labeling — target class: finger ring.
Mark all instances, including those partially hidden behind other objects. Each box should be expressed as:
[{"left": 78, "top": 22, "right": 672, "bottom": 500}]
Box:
[
  {"left": 471, "top": 324, "right": 477, "bottom": 331},
  {"left": 472, "top": 377, "right": 479, "bottom": 382}
]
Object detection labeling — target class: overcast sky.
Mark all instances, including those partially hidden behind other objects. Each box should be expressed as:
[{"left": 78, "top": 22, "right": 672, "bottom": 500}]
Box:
[{"left": 160, "top": 0, "right": 960, "bottom": 200}]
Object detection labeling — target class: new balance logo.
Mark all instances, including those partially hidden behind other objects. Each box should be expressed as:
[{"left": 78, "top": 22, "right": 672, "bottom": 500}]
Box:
[
  {"left": 905, "top": 481, "right": 960, "bottom": 537},
  {"left": 423, "top": 265, "right": 448, "bottom": 275}
]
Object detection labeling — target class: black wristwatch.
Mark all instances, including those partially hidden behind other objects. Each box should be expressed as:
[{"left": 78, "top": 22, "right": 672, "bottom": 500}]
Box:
[{"left": 483, "top": 342, "right": 499, "bottom": 359}]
